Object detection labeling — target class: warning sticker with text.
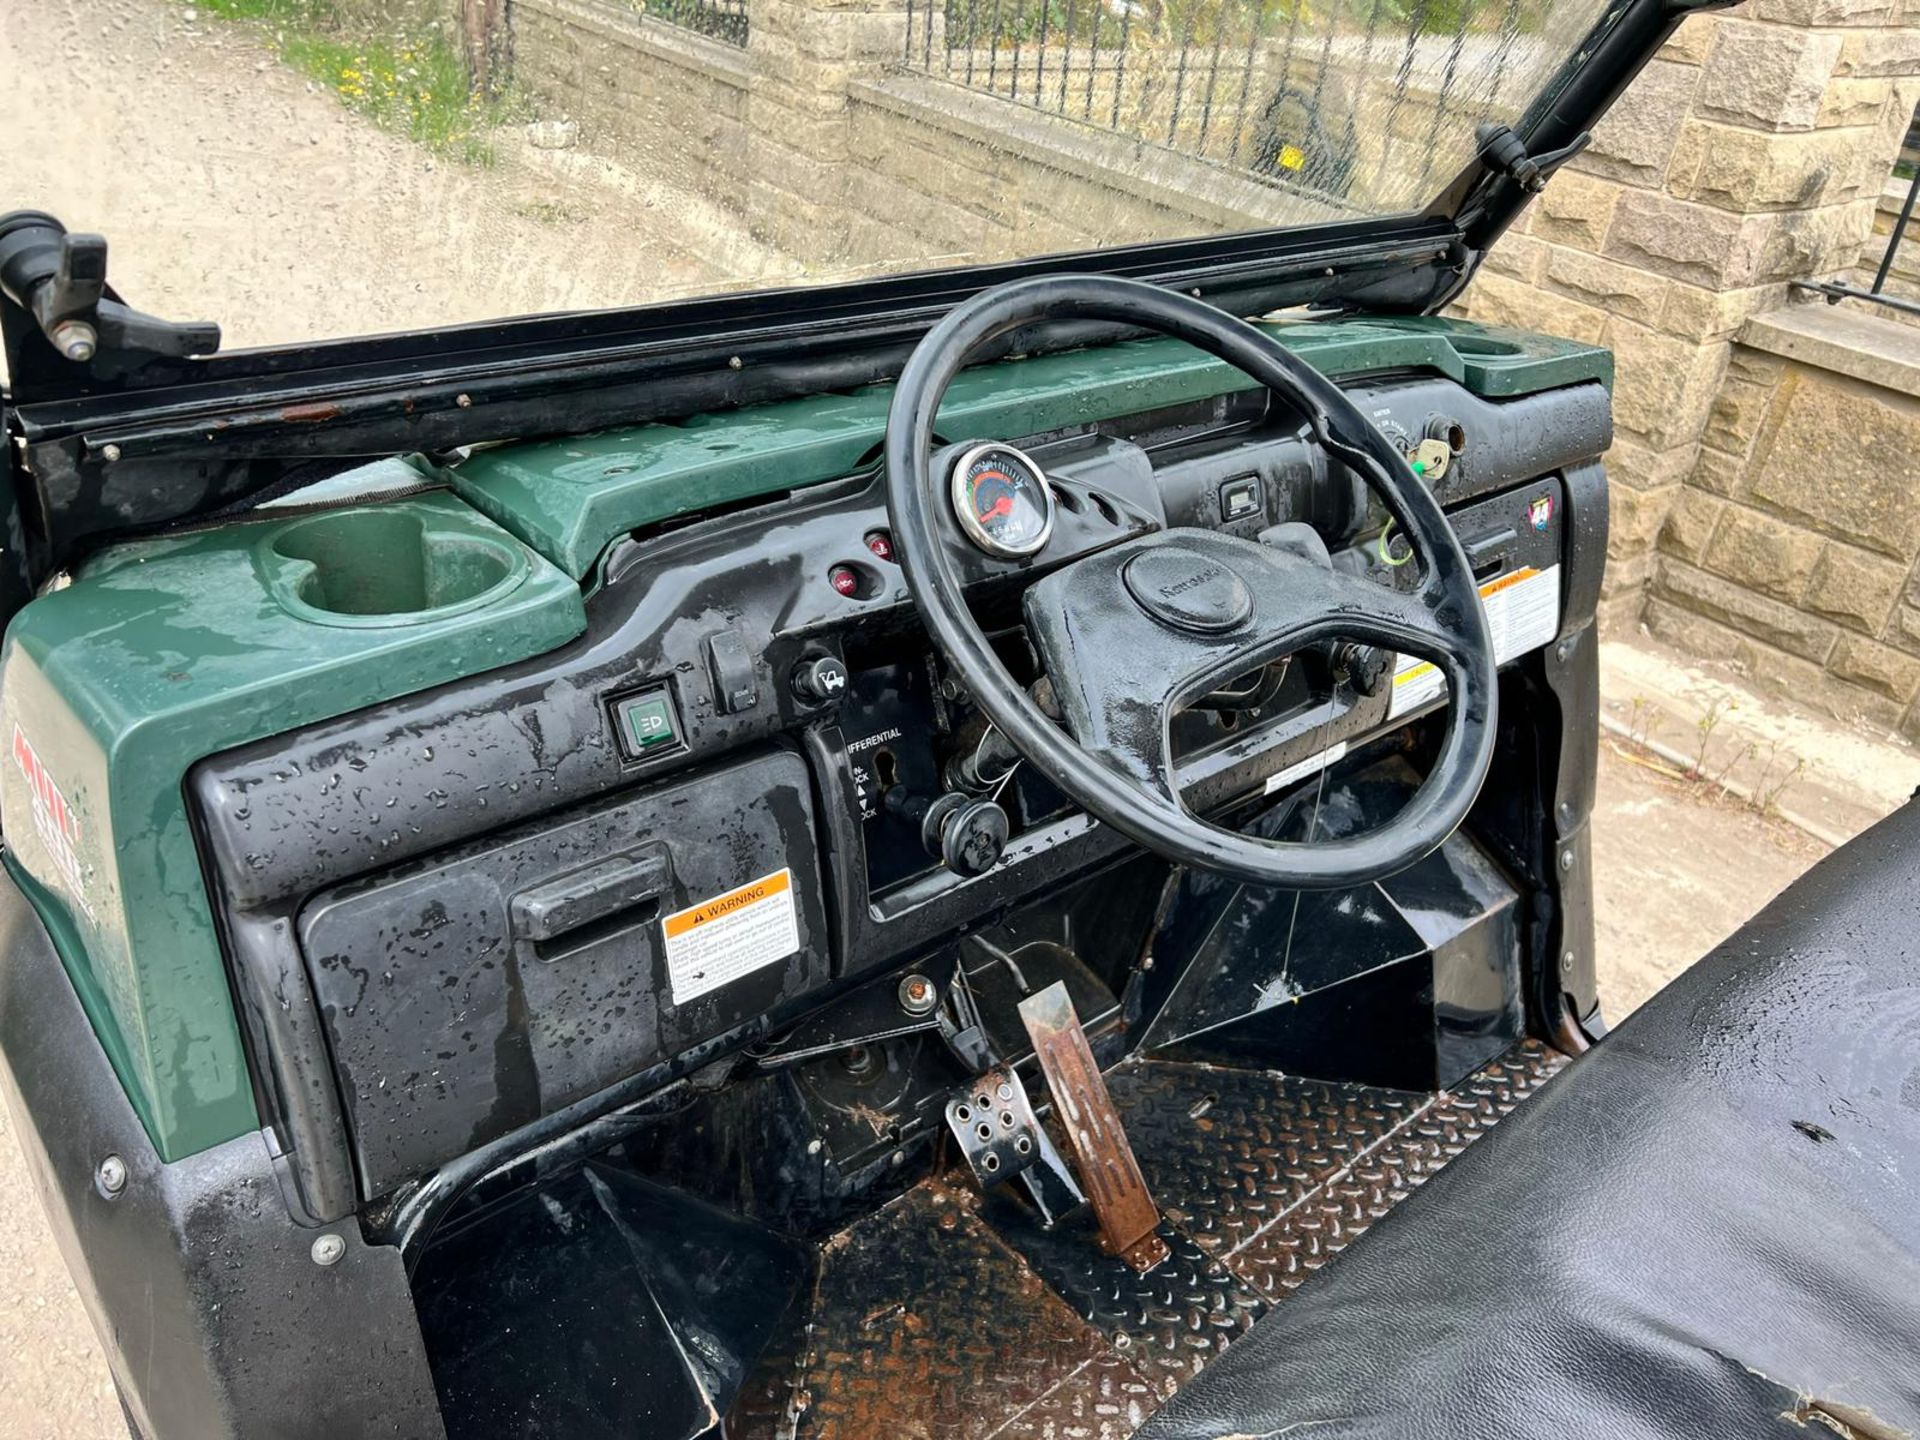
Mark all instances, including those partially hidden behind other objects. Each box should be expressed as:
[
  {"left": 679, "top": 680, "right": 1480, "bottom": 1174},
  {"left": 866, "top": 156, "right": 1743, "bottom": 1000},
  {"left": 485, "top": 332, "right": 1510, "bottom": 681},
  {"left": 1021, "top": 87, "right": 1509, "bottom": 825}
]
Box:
[
  {"left": 1388, "top": 564, "right": 1562, "bottom": 720},
  {"left": 661, "top": 868, "right": 800, "bottom": 1005},
  {"left": 1264, "top": 739, "right": 1349, "bottom": 795}
]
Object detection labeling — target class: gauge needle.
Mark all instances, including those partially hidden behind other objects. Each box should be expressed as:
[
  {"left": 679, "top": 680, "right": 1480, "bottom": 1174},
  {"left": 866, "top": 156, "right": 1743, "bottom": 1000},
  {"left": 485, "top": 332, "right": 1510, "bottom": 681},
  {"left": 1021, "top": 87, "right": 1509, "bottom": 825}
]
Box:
[{"left": 983, "top": 496, "right": 1014, "bottom": 520}]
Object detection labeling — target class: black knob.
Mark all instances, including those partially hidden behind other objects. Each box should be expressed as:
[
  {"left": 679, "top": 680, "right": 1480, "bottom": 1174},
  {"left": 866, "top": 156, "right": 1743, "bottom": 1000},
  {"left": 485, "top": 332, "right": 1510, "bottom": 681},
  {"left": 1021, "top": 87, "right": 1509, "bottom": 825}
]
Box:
[
  {"left": 934, "top": 796, "right": 1010, "bottom": 877},
  {"left": 791, "top": 654, "right": 849, "bottom": 704},
  {"left": 1335, "top": 643, "right": 1390, "bottom": 697},
  {"left": 884, "top": 788, "right": 1011, "bottom": 876}
]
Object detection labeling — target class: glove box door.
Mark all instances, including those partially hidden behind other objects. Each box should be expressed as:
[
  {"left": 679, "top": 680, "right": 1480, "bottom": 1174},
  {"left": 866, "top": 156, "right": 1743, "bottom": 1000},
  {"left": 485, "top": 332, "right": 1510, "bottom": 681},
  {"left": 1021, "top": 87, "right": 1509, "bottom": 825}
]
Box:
[{"left": 297, "top": 745, "right": 830, "bottom": 1197}]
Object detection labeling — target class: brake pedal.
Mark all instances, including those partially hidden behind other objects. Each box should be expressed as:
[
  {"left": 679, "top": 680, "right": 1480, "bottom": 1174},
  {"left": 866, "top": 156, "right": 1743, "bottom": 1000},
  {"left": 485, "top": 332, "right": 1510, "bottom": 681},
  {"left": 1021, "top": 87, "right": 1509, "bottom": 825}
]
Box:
[{"left": 943, "top": 1064, "right": 1084, "bottom": 1227}]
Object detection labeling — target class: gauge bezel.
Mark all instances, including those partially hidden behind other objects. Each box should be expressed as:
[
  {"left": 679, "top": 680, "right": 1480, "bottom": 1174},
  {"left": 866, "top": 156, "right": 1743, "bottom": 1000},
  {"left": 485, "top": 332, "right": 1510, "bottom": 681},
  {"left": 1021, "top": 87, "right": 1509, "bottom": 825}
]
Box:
[{"left": 948, "top": 443, "right": 1056, "bottom": 559}]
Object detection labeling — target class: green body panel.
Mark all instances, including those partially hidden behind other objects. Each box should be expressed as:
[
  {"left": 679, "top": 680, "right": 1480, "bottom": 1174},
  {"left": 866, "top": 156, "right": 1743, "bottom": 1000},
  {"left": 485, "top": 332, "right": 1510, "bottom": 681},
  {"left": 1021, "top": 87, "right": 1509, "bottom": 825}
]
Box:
[
  {"left": 0, "top": 493, "right": 586, "bottom": 1160},
  {"left": 454, "top": 316, "right": 1612, "bottom": 578}
]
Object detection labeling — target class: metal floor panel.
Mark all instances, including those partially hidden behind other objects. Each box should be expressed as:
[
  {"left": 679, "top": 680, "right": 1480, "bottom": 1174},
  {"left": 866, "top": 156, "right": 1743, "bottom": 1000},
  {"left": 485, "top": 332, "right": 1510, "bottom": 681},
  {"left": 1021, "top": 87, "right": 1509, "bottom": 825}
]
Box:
[
  {"left": 980, "top": 1204, "right": 1270, "bottom": 1396},
  {"left": 1144, "top": 1044, "right": 1567, "bottom": 1299},
  {"left": 724, "top": 1041, "right": 1567, "bottom": 1440}
]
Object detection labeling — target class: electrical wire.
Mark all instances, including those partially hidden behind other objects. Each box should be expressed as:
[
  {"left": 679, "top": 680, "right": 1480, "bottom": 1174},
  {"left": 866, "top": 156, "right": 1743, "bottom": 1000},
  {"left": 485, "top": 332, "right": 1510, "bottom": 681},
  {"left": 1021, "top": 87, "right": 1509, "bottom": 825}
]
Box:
[{"left": 1377, "top": 517, "right": 1415, "bottom": 568}]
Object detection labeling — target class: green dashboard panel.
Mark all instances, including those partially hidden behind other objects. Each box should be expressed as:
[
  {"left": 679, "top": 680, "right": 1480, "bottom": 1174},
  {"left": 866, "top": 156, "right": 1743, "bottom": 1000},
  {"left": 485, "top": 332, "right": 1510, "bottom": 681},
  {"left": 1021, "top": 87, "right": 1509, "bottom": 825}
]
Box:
[
  {"left": 0, "top": 494, "right": 586, "bottom": 1159},
  {"left": 0, "top": 315, "right": 1609, "bottom": 1164},
  {"left": 453, "top": 316, "right": 1613, "bottom": 578}
]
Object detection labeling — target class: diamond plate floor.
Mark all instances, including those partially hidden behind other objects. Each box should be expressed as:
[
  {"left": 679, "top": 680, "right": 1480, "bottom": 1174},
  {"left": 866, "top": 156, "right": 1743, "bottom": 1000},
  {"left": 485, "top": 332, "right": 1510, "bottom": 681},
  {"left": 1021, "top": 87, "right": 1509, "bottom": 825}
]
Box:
[{"left": 724, "top": 1041, "right": 1567, "bottom": 1440}]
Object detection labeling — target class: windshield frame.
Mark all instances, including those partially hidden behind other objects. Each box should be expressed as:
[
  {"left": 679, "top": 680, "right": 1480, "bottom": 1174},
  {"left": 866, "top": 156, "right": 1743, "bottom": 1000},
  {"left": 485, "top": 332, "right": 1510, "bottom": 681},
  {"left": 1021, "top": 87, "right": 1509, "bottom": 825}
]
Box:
[{"left": 0, "top": 0, "right": 1715, "bottom": 584}]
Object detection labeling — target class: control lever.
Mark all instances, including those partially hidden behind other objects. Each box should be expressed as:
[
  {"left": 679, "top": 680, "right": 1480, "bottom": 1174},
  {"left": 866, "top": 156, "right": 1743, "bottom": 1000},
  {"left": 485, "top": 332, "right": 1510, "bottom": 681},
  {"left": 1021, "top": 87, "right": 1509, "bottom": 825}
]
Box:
[
  {"left": 0, "top": 211, "right": 221, "bottom": 364},
  {"left": 1019, "top": 982, "right": 1168, "bottom": 1271},
  {"left": 885, "top": 786, "right": 1008, "bottom": 876},
  {"left": 937, "top": 961, "right": 995, "bottom": 1072}
]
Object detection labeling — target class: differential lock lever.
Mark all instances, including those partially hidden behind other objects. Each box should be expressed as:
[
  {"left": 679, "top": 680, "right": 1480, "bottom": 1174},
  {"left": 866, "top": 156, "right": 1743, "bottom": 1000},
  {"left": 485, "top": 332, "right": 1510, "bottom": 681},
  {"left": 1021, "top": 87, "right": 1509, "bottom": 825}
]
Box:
[
  {"left": 942, "top": 1064, "right": 1084, "bottom": 1227},
  {"left": 1018, "top": 981, "right": 1169, "bottom": 1272}
]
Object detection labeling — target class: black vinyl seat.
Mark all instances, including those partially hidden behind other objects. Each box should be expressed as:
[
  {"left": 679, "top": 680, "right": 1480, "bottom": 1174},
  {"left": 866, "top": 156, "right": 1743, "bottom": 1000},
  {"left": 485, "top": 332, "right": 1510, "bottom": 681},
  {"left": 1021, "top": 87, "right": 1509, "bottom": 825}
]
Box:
[{"left": 1140, "top": 800, "right": 1920, "bottom": 1440}]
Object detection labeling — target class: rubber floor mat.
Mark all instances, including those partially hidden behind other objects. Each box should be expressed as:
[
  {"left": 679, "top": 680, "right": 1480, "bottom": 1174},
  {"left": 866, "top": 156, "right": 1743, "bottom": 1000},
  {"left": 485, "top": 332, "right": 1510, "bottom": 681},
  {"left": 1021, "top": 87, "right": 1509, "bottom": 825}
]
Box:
[{"left": 724, "top": 1041, "right": 1566, "bottom": 1440}]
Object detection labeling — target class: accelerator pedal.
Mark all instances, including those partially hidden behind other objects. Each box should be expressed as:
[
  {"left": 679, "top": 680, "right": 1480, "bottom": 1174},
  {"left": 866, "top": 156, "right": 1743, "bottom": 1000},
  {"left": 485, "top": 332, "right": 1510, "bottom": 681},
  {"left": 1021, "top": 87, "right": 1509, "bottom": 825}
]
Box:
[{"left": 1020, "top": 981, "right": 1170, "bottom": 1273}]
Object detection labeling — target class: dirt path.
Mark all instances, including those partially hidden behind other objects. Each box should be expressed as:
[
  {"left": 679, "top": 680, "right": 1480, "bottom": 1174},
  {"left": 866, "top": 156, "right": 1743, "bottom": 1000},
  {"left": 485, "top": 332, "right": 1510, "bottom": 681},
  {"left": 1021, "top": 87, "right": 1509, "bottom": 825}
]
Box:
[
  {"left": 1591, "top": 739, "right": 1827, "bottom": 1018},
  {"left": 0, "top": 4, "right": 1879, "bottom": 1433},
  {"left": 2, "top": 0, "right": 796, "bottom": 352}
]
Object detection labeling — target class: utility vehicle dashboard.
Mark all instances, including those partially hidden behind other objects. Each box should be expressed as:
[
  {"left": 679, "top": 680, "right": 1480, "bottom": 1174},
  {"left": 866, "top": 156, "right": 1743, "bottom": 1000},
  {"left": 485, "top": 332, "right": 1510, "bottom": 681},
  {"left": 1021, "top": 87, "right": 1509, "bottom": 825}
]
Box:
[{"left": 183, "top": 356, "right": 1610, "bottom": 1212}]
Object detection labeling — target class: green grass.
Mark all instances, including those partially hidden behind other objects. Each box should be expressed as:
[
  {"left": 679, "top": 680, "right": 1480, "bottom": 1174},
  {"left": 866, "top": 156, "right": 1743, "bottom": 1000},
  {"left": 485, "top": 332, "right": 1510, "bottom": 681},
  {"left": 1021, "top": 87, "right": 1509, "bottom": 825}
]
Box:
[
  {"left": 197, "top": 0, "right": 328, "bottom": 16},
  {"left": 514, "top": 198, "right": 592, "bottom": 225},
  {"left": 197, "top": 0, "right": 518, "bottom": 165}
]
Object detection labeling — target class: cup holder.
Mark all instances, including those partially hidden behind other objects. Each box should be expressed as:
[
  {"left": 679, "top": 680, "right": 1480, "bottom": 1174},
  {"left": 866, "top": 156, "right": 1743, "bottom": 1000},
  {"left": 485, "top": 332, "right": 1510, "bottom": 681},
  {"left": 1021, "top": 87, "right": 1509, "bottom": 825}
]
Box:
[
  {"left": 1448, "top": 335, "right": 1525, "bottom": 357},
  {"left": 262, "top": 507, "right": 529, "bottom": 627}
]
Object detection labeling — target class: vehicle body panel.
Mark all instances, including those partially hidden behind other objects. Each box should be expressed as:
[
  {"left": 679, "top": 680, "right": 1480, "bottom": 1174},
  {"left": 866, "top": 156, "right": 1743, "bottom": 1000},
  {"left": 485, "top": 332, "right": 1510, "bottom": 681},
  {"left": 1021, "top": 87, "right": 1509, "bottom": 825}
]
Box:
[
  {"left": 0, "top": 491, "right": 585, "bottom": 1158},
  {"left": 454, "top": 317, "right": 1610, "bottom": 577}
]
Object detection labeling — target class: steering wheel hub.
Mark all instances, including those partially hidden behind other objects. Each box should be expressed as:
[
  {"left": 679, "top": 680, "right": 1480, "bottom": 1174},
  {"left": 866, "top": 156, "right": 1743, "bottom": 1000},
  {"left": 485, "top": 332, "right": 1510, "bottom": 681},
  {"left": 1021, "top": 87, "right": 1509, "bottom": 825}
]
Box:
[{"left": 1121, "top": 547, "right": 1254, "bottom": 635}]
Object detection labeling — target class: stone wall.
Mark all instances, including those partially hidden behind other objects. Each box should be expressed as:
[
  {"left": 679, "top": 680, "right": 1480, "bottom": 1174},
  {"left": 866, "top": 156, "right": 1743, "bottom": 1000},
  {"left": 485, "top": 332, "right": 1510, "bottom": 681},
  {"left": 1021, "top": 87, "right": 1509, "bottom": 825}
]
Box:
[
  {"left": 1646, "top": 305, "right": 1920, "bottom": 735},
  {"left": 502, "top": 0, "right": 1571, "bottom": 271},
  {"left": 1450, "top": 2, "right": 1920, "bottom": 645},
  {"left": 514, "top": 0, "right": 752, "bottom": 201},
  {"left": 841, "top": 79, "right": 1334, "bottom": 267},
  {"left": 510, "top": 0, "right": 1304, "bottom": 273}
]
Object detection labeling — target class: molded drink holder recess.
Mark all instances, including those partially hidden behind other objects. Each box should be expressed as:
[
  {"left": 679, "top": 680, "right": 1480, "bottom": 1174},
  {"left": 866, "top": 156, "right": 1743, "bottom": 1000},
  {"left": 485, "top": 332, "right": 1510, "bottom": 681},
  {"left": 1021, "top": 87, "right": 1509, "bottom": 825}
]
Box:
[{"left": 260, "top": 506, "right": 530, "bottom": 628}]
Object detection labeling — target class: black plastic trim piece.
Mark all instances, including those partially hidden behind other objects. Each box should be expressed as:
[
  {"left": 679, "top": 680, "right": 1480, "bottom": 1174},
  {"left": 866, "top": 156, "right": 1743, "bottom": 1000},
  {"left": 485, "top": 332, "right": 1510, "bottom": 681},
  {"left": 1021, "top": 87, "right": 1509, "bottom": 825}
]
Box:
[
  {"left": 0, "top": 864, "right": 444, "bottom": 1438},
  {"left": 1537, "top": 457, "right": 1611, "bottom": 1042}
]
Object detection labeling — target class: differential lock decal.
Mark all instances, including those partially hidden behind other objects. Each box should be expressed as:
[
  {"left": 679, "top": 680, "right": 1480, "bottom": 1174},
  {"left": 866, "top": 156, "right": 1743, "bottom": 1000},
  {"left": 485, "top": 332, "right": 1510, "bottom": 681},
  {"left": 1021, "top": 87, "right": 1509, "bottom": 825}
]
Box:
[
  {"left": 661, "top": 867, "right": 800, "bottom": 1005},
  {"left": 1389, "top": 564, "right": 1561, "bottom": 720}
]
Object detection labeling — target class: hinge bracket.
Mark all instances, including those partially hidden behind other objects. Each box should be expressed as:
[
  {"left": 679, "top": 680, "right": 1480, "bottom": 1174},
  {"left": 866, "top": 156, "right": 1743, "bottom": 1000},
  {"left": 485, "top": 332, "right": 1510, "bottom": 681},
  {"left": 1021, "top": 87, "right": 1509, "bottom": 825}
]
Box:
[
  {"left": 1474, "top": 123, "right": 1592, "bottom": 194},
  {"left": 0, "top": 210, "right": 220, "bottom": 367}
]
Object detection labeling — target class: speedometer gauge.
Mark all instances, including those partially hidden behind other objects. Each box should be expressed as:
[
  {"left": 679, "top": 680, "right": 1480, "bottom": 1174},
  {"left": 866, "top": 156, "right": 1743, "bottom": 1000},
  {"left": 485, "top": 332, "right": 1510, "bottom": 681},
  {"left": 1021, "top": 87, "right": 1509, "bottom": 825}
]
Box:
[{"left": 950, "top": 444, "right": 1055, "bottom": 558}]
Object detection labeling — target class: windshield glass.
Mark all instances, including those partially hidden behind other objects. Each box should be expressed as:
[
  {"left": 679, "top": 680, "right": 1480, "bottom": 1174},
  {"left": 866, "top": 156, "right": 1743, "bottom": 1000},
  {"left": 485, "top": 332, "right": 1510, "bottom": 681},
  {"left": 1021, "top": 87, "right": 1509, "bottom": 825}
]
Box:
[{"left": 10, "top": 0, "right": 1616, "bottom": 348}]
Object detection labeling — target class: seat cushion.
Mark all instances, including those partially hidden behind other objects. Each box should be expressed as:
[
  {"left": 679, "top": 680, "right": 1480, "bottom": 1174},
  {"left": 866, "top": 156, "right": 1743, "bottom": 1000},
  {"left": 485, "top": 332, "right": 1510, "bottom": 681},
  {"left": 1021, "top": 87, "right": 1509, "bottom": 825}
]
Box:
[{"left": 1139, "top": 800, "right": 1920, "bottom": 1440}]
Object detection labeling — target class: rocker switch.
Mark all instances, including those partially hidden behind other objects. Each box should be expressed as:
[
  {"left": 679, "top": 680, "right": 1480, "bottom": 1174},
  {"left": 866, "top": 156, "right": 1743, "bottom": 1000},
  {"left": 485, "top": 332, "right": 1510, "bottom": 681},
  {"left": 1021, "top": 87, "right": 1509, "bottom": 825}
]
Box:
[{"left": 706, "top": 630, "right": 760, "bottom": 714}]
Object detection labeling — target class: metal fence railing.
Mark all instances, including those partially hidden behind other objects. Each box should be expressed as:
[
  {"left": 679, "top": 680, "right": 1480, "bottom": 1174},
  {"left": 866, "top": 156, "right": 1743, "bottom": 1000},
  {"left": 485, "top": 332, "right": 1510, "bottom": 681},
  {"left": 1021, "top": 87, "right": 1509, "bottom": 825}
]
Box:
[
  {"left": 641, "top": 0, "right": 750, "bottom": 46},
  {"left": 899, "top": 0, "right": 1561, "bottom": 208},
  {"left": 1798, "top": 102, "right": 1920, "bottom": 318}
]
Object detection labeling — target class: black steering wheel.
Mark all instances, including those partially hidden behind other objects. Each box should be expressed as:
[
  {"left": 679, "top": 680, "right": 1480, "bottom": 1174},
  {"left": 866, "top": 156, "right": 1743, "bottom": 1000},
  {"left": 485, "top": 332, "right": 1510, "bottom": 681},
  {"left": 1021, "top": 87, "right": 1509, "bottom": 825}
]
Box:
[{"left": 884, "top": 275, "right": 1498, "bottom": 888}]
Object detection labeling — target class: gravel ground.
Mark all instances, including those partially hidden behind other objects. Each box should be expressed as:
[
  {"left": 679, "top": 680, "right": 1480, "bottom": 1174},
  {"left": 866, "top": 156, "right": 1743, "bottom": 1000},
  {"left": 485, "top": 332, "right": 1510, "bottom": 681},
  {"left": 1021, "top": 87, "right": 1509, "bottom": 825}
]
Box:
[
  {"left": 0, "top": 1, "right": 1889, "bottom": 1432},
  {"left": 2, "top": 0, "right": 798, "bottom": 353}
]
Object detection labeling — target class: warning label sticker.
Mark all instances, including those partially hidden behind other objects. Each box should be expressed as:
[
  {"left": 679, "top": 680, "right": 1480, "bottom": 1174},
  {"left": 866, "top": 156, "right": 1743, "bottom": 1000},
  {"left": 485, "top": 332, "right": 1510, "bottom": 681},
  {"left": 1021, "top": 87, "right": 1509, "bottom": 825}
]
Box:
[
  {"left": 1264, "top": 739, "right": 1349, "bottom": 795},
  {"left": 1389, "top": 564, "right": 1562, "bottom": 720},
  {"left": 661, "top": 868, "right": 800, "bottom": 1005}
]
